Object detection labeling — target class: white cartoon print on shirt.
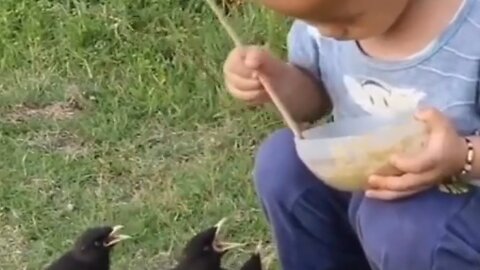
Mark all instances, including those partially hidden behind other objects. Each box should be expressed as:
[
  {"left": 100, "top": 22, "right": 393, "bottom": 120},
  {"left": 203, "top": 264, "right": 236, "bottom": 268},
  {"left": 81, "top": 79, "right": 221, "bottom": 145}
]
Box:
[{"left": 343, "top": 75, "right": 426, "bottom": 116}]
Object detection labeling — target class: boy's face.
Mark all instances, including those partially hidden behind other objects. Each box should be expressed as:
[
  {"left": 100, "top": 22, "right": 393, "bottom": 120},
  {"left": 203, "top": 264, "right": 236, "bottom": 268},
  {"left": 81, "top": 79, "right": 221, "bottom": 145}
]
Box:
[{"left": 258, "top": 0, "right": 410, "bottom": 40}]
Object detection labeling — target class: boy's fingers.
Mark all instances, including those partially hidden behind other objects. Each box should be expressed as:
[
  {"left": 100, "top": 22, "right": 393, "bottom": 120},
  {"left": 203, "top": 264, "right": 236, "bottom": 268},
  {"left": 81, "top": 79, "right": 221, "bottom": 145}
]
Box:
[
  {"left": 244, "top": 46, "right": 270, "bottom": 70},
  {"left": 224, "top": 47, "right": 255, "bottom": 78},
  {"left": 224, "top": 46, "right": 284, "bottom": 85},
  {"left": 244, "top": 47, "right": 285, "bottom": 78},
  {"left": 369, "top": 171, "right": 436, "bottom": 191},
  {"left": 390, "top": 151, "right": 435, "bottom": 174},
  {"left": 224, "top": 46, "right": 273, "bottom": 78},
  {"left": 224, "top": 59, "right": 255, "bottom": 78},
  {"left": 224, "top": 72, "right": 263, "bottom": 91},
  {"left": 226, "top": 82, "right": 265, "bottom": 102},
  {"left": 415, "top": 107, "right": 449, "bottom": 132},
  {"left": 365, "top": 186, "right": 429, "bottom": 200}
]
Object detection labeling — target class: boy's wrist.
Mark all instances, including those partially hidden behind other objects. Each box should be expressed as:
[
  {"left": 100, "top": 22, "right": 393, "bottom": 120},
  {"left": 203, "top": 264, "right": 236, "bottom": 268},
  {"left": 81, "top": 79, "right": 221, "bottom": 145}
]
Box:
[
  {"left": 457, "top": 137, "right": 472, "bottom": 173},
  {"left": 454, "top": 136, "right": 476, "bottom": 181}
]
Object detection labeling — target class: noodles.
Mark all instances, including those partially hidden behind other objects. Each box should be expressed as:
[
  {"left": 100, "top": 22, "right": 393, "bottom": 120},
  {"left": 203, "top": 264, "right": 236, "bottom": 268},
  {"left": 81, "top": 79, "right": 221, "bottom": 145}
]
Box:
[{"left": 302, "top": 122, "right": 428, "bottom": 191}]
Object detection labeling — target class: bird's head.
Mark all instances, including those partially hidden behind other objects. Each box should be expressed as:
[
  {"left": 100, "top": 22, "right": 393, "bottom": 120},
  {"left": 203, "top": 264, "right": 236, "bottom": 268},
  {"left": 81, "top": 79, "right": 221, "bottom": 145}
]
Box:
[
  {"left": 72, "top": 225, "right": 131, "bottom": 262},
  {"left": 181, "top": 218, "right": 244, "bottom": 263}
]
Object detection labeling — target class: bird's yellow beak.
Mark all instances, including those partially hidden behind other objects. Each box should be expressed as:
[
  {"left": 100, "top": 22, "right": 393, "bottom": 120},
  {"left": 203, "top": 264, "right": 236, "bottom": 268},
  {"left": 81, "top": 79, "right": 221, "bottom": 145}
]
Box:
[
  {"left": 212, "top": 218, "right": 246, "bottom": 252},
  {"left": 255, "top": 242, "right": 262, "bottom": 254},
  {"left": 104, "top": 225, "right": 131, "bottom": 247}
]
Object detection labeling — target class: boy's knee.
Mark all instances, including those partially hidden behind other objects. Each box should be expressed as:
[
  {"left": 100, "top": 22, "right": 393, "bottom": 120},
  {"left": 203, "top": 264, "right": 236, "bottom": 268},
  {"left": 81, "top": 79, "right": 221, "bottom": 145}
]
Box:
[
  {"left": 253, "top": 128, "right": 317, "bottom": 207},
  {"left": 254, "top": 129, "right": 296, "bottom": 201},
  {"left": 355, "top": 189, "right": 480, "bottom": 269},
  {"left": 355, "top": 200, "right": 432, "bottom": 269}
]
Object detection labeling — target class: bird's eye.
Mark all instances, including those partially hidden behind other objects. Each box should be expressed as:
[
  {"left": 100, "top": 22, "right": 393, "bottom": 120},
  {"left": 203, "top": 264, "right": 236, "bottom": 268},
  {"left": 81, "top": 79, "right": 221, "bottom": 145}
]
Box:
[
  {"left": 94, "top": 241, "right": 101, "bottom": 247},
  {"left": 203, "top": 246, "right": 211, "bottom": 251}
]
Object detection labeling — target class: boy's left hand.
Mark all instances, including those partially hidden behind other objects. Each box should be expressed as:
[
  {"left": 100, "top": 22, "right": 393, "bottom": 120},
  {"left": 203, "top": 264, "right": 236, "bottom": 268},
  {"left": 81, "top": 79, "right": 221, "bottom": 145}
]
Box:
[{"left": 366, "top": 107, "right": 468, "bottom": 200}]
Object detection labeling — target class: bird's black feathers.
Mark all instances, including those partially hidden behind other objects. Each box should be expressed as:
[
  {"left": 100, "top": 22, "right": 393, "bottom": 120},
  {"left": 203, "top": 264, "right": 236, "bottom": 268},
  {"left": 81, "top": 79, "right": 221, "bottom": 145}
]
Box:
[
  {"left": 172, "top": 226, "right": 225, "bottom": 270},
  {"left": 172, "top": 218, "right": 243, "bottom": 270},
  {"left": 240, "top": 252, "right": 263, "bottom": 270},
  {"left": 46, "top": 225, "right": 129, "bottom": 270}
]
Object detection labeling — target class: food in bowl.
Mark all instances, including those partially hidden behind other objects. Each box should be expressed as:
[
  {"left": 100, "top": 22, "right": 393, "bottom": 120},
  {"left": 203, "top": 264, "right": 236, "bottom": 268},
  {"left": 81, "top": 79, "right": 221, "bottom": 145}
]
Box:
[{"left": 294, "top": 113, "right": 428, "bottom": 191}]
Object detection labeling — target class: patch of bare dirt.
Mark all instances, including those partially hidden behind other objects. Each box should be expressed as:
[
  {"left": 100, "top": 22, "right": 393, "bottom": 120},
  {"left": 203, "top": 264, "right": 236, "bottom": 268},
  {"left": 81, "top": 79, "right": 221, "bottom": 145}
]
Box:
[
  {"left": 0, "top": 221, "right": 28, "bottom": 269},
  {"left": 4, "top": 102, "right": 79, "bottom": 124},
  {"left": 3, "top": 84, "right": 90, "bottom": 124},
  {"left": 21, "top": 130, "right": 89, "bottom": 158}
]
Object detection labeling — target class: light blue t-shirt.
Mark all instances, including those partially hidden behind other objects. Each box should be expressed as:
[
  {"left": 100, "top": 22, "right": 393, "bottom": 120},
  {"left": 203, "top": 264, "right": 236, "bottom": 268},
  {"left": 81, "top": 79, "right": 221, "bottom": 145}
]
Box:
[{"left": 287, "top": 0, "right": 480, "bottom": 137}]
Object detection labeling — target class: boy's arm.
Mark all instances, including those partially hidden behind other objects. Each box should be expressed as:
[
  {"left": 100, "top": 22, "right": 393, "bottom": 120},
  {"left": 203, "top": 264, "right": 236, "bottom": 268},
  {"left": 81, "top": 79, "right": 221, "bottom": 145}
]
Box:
[
  {"left": 277, "top": 63, "right": 332, "bottom": 123},
  {"left": 277, "top": 21, "right": 332, "bottom": 123}
]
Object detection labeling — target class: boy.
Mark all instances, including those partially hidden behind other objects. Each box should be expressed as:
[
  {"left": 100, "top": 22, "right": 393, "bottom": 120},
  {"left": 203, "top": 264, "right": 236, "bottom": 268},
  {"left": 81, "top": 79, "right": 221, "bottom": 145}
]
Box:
[{"left": 223, "top": 0, "right": 480, "bottom": 269}]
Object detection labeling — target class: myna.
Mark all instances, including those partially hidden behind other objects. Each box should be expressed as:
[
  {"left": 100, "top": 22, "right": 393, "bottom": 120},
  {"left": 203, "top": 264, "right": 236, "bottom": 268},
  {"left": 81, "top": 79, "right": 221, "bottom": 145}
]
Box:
[
  {"left": 172, "top": 218, "right": 244, "bottom": 270},
  {"left": 46, "top": 225, "right": 130, "bottom": 270},
  {"left": 240, "top": 244, "right": 263, "bottom": 270}
]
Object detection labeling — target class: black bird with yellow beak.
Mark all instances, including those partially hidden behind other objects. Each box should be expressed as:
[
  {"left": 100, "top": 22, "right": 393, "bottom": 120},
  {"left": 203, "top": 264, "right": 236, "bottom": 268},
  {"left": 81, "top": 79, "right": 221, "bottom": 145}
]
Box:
[
  {"left": 46, "top": 225, "right": 130, "bottom": 270},
  {"left": 172, "top": 218, "right": 244, "bottom": 270}
]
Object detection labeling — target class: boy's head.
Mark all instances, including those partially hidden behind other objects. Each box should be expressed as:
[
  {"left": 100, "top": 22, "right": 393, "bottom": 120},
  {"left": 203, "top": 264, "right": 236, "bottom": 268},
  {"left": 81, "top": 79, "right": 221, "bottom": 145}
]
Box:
[{"left": 257, "top": 0, "right": 411, "bottom": 40}]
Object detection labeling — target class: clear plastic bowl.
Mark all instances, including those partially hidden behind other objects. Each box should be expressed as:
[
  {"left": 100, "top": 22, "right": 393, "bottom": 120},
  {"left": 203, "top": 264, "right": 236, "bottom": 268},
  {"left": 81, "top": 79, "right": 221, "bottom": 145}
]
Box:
[{"left": 294, "top": 112, "right": 428, "bottom": 192}]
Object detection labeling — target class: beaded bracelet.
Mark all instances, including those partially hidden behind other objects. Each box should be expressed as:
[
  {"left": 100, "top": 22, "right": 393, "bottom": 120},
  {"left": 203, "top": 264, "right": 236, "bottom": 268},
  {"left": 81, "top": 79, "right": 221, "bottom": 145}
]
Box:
[{"left": 460, "top": 137, "right": 475, "bottom": 176}]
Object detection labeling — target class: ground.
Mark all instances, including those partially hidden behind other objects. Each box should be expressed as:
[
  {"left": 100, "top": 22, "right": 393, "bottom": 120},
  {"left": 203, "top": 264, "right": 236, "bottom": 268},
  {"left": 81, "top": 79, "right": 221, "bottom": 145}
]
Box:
[{"left": 0, "top": 1, "right": 290, "bottom": 269}]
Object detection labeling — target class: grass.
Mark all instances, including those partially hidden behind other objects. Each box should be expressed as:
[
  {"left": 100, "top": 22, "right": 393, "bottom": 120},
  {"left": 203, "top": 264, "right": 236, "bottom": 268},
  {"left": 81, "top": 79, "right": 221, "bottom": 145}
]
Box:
[{"left": 0, "top": 0, "right": 292, "bottom": 269}]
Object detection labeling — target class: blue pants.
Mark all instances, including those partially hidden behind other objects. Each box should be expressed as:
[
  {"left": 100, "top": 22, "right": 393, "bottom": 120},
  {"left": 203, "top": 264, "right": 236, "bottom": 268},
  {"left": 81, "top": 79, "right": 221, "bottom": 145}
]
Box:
[{"left": 254, "top": 129, "right": 480, "bottom": 270}]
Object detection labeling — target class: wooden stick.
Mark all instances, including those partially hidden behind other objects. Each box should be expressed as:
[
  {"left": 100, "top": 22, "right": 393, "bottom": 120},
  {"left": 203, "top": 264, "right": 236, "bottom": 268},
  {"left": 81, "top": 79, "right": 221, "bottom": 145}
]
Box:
[
  {"left": 205, "top": 0, "right": 243, "bottom": 47},
  {"left": 257, "top": 76, "right": 304, "bottom": 138},
  {"left": 204, "top": 0, "right": 304, "bottom": 139}
]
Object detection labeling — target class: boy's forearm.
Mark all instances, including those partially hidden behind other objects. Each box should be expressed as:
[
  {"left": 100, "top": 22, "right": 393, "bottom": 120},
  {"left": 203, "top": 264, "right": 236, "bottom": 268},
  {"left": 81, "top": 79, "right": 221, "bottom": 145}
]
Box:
[{"left": 275, "top": 64, "right": 332, "bottom": 123}]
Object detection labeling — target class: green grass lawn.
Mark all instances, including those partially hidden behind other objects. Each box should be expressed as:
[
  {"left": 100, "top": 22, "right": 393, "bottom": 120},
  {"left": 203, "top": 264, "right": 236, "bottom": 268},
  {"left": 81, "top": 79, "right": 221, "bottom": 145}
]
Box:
[{"left": 0, "top": 0, "right": 291, "bottom": 269}]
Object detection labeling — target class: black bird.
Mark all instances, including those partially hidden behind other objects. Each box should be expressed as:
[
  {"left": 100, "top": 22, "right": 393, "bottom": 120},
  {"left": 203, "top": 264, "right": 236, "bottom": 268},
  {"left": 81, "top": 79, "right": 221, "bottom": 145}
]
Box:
[
  {"left": 239, "top": 244, "right": 263, "bottom": 270},
  {"left": 172, "top": 218, "right": 244, "bottom": 270},
  {"left": 46, "top": 225, "right": 131, "bottom": 270}
]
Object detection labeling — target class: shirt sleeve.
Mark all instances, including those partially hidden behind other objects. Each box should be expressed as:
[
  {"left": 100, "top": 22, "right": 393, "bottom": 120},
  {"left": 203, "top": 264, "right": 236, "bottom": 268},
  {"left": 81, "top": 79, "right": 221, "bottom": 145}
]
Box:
[{"left": 287, "top": 20, "right": 322, "bottom": 81}]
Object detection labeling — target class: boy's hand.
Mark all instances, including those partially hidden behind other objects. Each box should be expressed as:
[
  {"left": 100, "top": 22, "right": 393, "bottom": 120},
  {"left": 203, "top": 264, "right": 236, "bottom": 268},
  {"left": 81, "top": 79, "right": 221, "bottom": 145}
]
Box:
[
  {"left": 223, "top": 46, "right": 288, "bottom": 105},
  {"left": 366, "top": 107, "right": 468, "bottom": 200}
]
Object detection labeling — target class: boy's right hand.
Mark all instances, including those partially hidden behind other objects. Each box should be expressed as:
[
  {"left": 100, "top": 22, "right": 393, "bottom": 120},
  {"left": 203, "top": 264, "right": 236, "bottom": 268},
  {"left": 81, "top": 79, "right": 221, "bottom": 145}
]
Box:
[{"left": 223, "top": 46, "right": 287, "bottom": 105}]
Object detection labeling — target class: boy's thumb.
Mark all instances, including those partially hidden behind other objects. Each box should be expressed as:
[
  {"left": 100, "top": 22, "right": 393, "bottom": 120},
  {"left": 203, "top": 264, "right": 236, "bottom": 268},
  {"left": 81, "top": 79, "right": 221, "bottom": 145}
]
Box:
[{"left": 244, "top": 47, "right": 284, "bottom": 78}]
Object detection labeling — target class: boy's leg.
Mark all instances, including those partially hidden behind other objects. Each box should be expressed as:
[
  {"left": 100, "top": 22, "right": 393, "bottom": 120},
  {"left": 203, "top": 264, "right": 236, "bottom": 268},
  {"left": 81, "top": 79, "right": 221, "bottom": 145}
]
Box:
[
  {"left": 350, "top": 186, "right": 480, "bottom": 270},
  {"left": 253, "top": 129, "right": 371, "bottom": 270}
]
